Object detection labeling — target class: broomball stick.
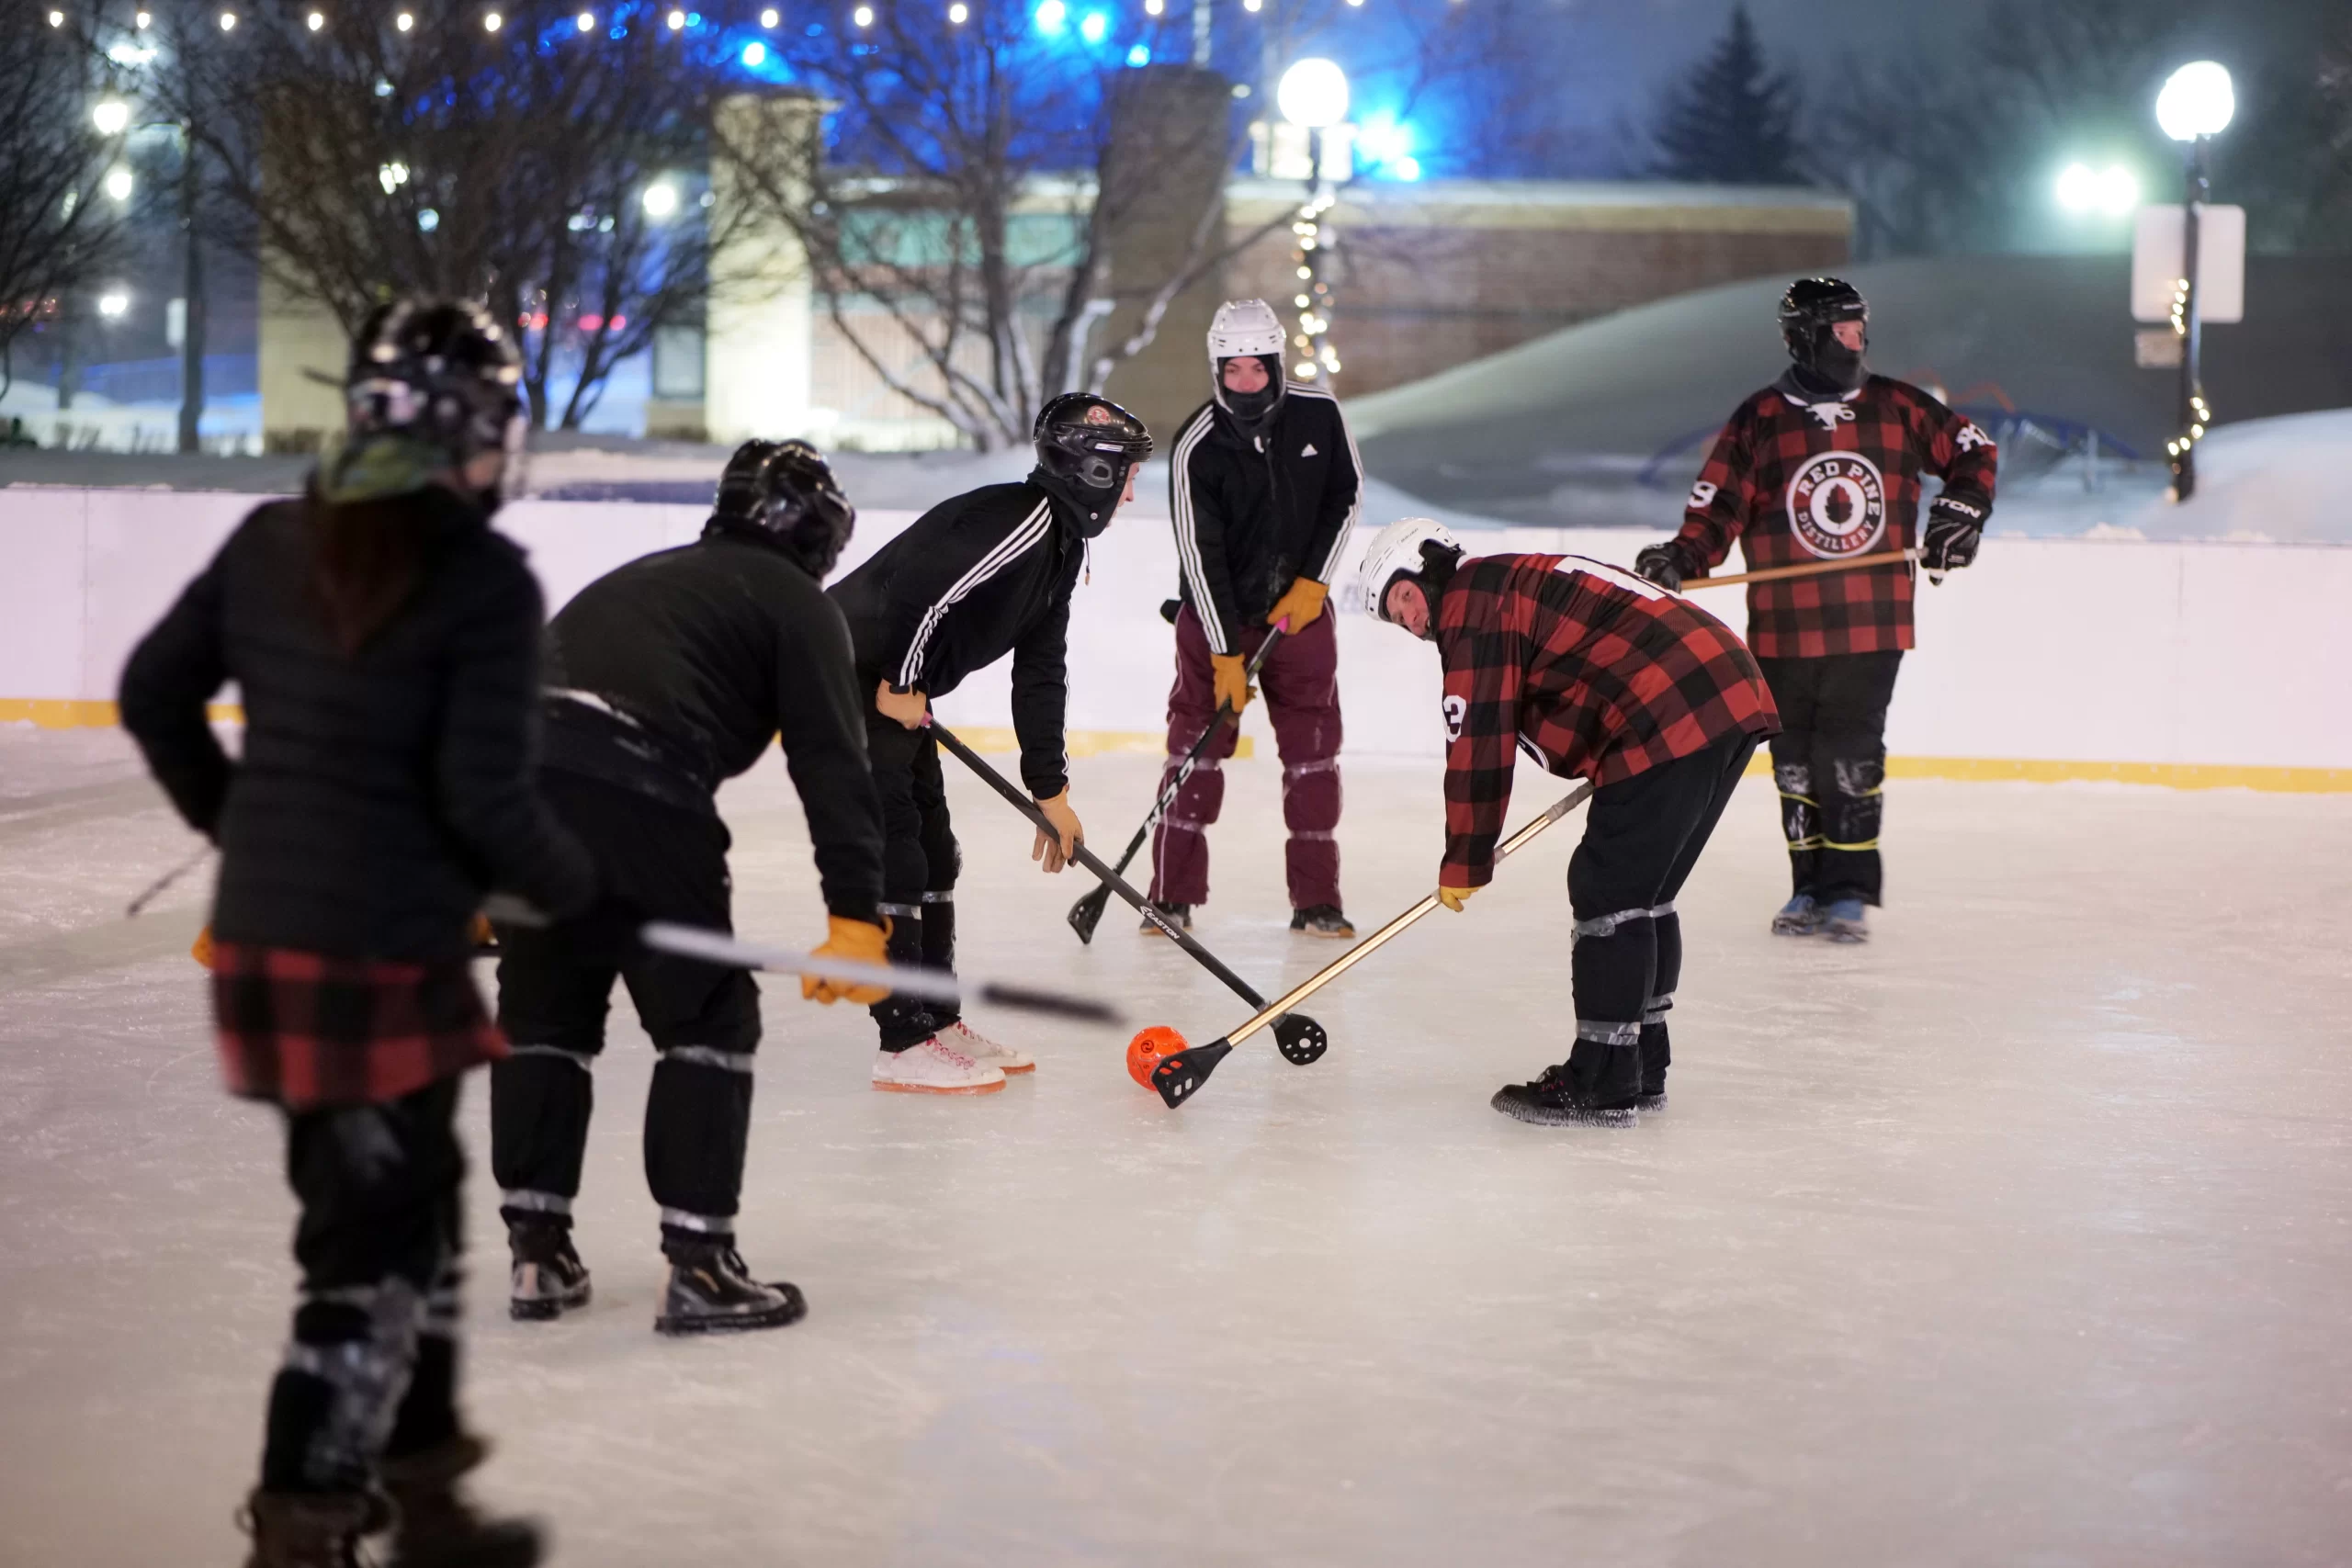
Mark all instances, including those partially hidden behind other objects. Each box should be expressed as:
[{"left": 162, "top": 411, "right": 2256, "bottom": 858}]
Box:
[
  {"left": 639, "top": 920, "right": 1122, "bottom": 1024},
  {"left": 1679, "top": 548, "right": 1919, "bottom": 591},
  {"left": 1065, "top": 621, "right": 1288, "bottom": 946},
  {"left": 1140, "top": 782, "right": 1596, "bottom": 1109},
  {"left": 125, "top": 843, "right": 215, "bottom": 918},
  {"left": 929, "top": 719, "right": 1329, "bottom": 1066}
]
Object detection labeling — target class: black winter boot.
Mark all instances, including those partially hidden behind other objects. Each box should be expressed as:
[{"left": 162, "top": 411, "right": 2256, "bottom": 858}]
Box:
[
  {"left": 1492, "top": 1043, "right": 1640, "bottom": 1128},
  {"left": 653, "top": 1239, "right": 808, "bottom": 1336},
  {"left": 1289, "top": 904, "right": 1354, "bottom": 939},
  {"left": 378, "top": 1433, "right": 544, "bottom": 1568},
  {"left": 506, "top": 1216, "right": 591, "bottom": 1322},
  {"left": 1637, "top": 1022, "right": 1669, "bottom": 1113},
  {"left": 239, "top": 1487, "right": 390, "bottom": 1568}
]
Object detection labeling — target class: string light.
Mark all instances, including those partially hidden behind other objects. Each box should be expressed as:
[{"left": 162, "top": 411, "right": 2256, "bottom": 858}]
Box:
[
  {"left": 852, "top": 4, "right": 874, "bottom": 25},
  {"left": 741, "top": 39, "right": 766, "bottom": 62},
  {"left": 135, "top": 10, "right": 153, "bottom": 27},
  {"left": 92, "top": 99, "right": 130, "bottom": 135},
  {"left": 218, "top": 10, "right": 237, "bottom": 28},
  {"left": 484, "top": 11, "right": 503, "bottom": 30},
  {"left": 666, "top": 8, "right": 686, "bottom": 28},
  {"left": 105, "top": 166, "right": 135, "bottom": 202},
  {"left": 48, "top": 9, "right": 65, "bottom": 24},
  {"left": 760, "top": 5, "right": 779, "bottom": 22},
  {"left": 396, "top": 10, "right": 413, "bottom": 29},
  {"left": 576, "top": 10, "right": 595, "bottom": 28},
  {"left": 948, "top": 1, "right": 967, "bottom": 19},
  {"left": 1145, "top": 0, "right": 1163, "bottom": 10},
  {"left": 306, "top": 9, "right": 323, "bottom": 28}
]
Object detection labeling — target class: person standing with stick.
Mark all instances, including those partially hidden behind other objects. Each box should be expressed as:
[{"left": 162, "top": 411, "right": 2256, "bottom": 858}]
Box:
[
  {"left": 1151, "top": 299, "right": 1363, "bottom": 939},
  {"left": 828, "top": 394, "right": 1154, "bottom": 1094},
  {"left": 119, "top": 299, "right": 590, "bottom": 1567},
  {"left": 1363, "top": 518, "right": 1778, "bottom": 1126},
  {"left": 1634, "top": 277, "right": 1998, "bottom": 942}
]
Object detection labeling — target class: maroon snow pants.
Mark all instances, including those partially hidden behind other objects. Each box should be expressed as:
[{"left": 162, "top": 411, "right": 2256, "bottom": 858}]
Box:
[{"left": 1148, "top": 603, "right": 1341, "bottom": 911}]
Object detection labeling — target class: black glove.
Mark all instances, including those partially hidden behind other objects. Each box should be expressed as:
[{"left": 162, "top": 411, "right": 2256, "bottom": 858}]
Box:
[
  {"left": 1634, "top": 542, "right": 1690, "bottom": 592},
  {"left": 1922, "top": 495, "right": 1986, "bottom": 575}
]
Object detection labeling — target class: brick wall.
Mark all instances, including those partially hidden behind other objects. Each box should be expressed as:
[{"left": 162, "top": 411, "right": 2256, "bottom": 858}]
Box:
[{"left": 1215, "top": 179, "right": 1851, "bottom": 398}]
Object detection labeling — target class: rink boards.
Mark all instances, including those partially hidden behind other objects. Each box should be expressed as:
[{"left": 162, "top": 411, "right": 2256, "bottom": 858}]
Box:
[{"left": 0, "top": 487, "right": 2346, "bottom": 789}]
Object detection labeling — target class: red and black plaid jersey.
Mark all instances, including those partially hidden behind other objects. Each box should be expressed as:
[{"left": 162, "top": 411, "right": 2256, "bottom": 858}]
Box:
[
  {"left": 1435, "top": 554, "right": 1779, "bottom": 887},
  {"left": 211, "top": 942, "right": 506, "bottom": 1111},
  {"left": 1672, "top": 374, "right": 1997, "bottom": 658}
]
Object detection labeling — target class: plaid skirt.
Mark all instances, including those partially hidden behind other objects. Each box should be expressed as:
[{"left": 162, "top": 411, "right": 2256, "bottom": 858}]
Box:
[{"left": 210, "top": 942, "right": 507, "bottom": 1111}]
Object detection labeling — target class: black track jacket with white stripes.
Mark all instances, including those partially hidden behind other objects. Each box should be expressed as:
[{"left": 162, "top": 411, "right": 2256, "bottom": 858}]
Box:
[
  {"left": 830, "top": 473, "right": 1086, "bottom": 800},
  {"left": 1169, "top": 387, "right": 1363, "bottom": 656}
]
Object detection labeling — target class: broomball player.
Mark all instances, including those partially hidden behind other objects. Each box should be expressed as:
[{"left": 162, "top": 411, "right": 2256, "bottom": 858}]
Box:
[
  {"left": 1635, "top": 276, "right": 1998, "bottom": 942},
  {"left": 490, "top": 441, "right": 888, "bottom": 1335},
  {"left": 120, "top": 299, "right": 590, "bottom": 1565},
  {"left": 1363, "top": 518, "right": 1779, "bottom": 1127},
  {"left": 1151, "top": 299, "right": 1364, "bottom": 938},
  {"left": 829, "top": 394, "right": 1154, "bottom": 1093}
]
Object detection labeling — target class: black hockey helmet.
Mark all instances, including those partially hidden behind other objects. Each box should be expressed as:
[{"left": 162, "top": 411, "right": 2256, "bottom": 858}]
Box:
[
  {"left": 708, "top": 437, "right": 856, "bottom": 579},
  {"left": 1778, "top": 276, "right": 1870, "bottom": 389},
  {"left": 1033, "top": 392, "right": 1153, "bottom": 536},
  {"left": 345, "top": 297, "right": 526, "bottom": 473}
]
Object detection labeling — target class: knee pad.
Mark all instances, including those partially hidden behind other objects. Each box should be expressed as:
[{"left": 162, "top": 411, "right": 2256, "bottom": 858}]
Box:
[{"left": 1773, "top": 761, "right": 1822, "bottom": 851}]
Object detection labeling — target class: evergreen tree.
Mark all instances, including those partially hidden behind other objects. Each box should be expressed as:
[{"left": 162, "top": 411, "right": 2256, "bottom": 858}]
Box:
[{"left": 1650, "top": 5, "right": 1806, "bottom": 186}]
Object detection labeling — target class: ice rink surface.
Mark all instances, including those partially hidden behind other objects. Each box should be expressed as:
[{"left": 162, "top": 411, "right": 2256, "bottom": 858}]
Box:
[{"left": 2, "top": 728, "right": 2349, "bottom": 1566}]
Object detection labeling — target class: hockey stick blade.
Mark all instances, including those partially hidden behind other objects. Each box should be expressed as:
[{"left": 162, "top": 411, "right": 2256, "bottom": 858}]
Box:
[
  {"left": 1067, "top": 881, "right": 1114, "bottom": 946},
  {"left": 1150, "top": 1039, "right": 1233, "bottom": 1108},
  {"left": 639, "top": 921, "right": 1122, "bottom": 1024}
]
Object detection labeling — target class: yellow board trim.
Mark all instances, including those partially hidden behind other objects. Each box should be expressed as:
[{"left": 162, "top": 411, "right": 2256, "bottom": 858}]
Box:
[
  {"left": 1741, "top": 751, "right": 2352, "bottom": 795},
  {"left": 4, "top": 699, "right": 2337, "bottom": 790}
]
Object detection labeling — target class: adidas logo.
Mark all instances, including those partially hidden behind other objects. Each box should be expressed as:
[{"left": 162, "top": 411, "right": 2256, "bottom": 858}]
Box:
[{"left": 1300, "top": 442, "right": 1318, "bottom": 457}]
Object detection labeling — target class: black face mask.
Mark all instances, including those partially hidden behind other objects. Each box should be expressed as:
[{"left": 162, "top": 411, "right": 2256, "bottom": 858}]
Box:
[
  {"left": 1030, "top": 465, "right": 1123, "bottom": 539},
  {"left": 1801, "top": 327, "right": 1868, "bottom": 394},
  {"left": 1214, "top": 355, "right": 1284, "bottom": 429}
]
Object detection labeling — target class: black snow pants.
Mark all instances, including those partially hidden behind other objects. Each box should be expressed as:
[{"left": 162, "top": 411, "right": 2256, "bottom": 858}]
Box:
[
  {"left": 864, "top": 716, "right": 962, "bottom": 1052},
  {"left": 1564, "top": 734, "right": 1758, "bottom": 1100},
  {"left": 263, "top": 1077, "right": 465, "bottom": 1494},
  {"left": 491, "top": 769, "right": 762, "bottom": 1255},
  {"left": 1755, "top": 651, "right": 1902, "bottom": 907}
]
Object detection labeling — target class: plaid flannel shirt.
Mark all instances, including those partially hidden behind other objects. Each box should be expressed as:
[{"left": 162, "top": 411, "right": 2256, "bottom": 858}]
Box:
[
  {"left": 1672, "top": 374, "right": 1997, "bottom": 658},
  {"left": 1436, "top": 554, "right": 1779, "bottom": 887},
  {"left": 212, "top": 942, "right": 506, "bottom": 1111}
]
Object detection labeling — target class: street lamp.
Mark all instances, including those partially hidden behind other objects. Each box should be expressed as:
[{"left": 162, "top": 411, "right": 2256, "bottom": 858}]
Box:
[
  {"left": 641, "top": 179, "right": 681, "bottom": 220},
  {"left": 93, "top": 99, "right": 133, "bottom": 136},
  {"left": 1277, "top": 57, "right": 1350, "bottom": 130},
  {"left": 2156, "top": 60, "right": 2233, "bottom": 501}
]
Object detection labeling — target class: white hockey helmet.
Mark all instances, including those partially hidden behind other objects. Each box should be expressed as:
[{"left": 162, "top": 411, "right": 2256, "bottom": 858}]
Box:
[
  {"left": 1206, "top": 298, "right": 1286, "bottom": 366},
  {"left": 1359, "top": 515, "right": 1463, "bottom": 622}
]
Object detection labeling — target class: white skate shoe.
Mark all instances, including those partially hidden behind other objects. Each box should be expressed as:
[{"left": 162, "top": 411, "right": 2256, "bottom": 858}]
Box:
[
  {"left": 871, "top": 1036, "right": 1006, "bottom": 1095},
  {"left": 941, "top": 1018, "right": 1035, "bottom": 1075}
]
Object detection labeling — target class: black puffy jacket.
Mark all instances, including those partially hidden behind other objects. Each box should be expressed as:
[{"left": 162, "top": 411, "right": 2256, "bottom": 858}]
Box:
[
  {"left": 1167, "top": 386, "right": 1363, "bottom": 655},
  {"left": 119, "top": 488, "right": 594, "bottom": 961}
]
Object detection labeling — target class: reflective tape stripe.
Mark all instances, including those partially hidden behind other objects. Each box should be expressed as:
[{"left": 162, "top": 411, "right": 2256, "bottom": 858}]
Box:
[
  {"left": 1289, "top": 829, "right": 1337, "bottom": 842},
  {"left": 1787, "top": 837, "right": 1826, "bottom": 852},
  {"left": 1283, "top": 758, "right": 1340, "bottom": 778},
  {"left": 300, "top": 1284, "right": 384, "bottom": 1310},
  {"left": 505, "top": 1043, "right": 592, "bottom": 1070},
  {"left": 1164, "top": 755, "right": 1222, "bottom": 773},
  {"left": 502, "top": 1190, "right": 572, "bottom": 1216},
  {"left": 877, "top": 902, "right": 922, "bottom": 919},
  {"left": 662, "top": 1044, "right": 753, "bottom": 1074},
  {"left": 658, "top": 1207, "right": 732, "bottom": 1235},
  {"left": 1776, "top": 791, "right": 1819, "bottom": 805},
  {"left": 1823, "top": 838, "right": 1881, "bottom": 852},
  {"left": 920, "top": 890, "right": 955, "bottom": 905},
  {"left": 1644, "top": 992, "right": 1674, "bottom": 1025},
  {"left": 1572, "top": 906, "right": 1656, "bottom": 939},
  {"left": 1576, "top": 1019, "right": 1642, "bottom": 1046},
  {"left": 1649, "top": 900, "right": 1677, "bottom": 919},
  {"left": 1159, "top": 816, "right": 1207, "bottom": 834}
]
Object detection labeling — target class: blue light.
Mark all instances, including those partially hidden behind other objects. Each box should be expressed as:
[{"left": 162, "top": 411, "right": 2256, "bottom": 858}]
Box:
[
  {"left": 1355, "top": 112, "right": 1415, "bottom": 169},
  {"left": 1125, "top": 42, "right": 1149, "bottom": 65},
  {"left": 1035, "top": 0, "right": 1065, "bottom": 33},
  {"left": 741, "top": 39, "right": 767, "bottom": 64},
  {"left": 607, "top": 23, "right": 626, "bottom": 37},
  {"left": 1078, "top": 9, "right": 1107, "bottom": 41},
  {"left": 685, "top": 10, "right": 701, "bottom": 24}
]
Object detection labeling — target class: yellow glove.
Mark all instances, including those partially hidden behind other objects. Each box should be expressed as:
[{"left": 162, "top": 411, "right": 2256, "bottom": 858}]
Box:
[
  {"left": 1436, "top": 885, "right": 1480, "bottom": 913},
  {"left": 1267, "top": 575, "right": 1329, "bottom": 631},
  {"left": 802, "top": 914, "right": 892, "bottom": 1006},
  {"left": 1210, "top": 653, "right": 1254, "bottom": 716},
  {"left": 191, "top": 924, "right": 216, "bottom": 970},
  {"left": 874, "top": 681, "right": 929, "bottom": 730},
  {"left": 1033, "top": 791, "right": 1083, "bottom": 874}
]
